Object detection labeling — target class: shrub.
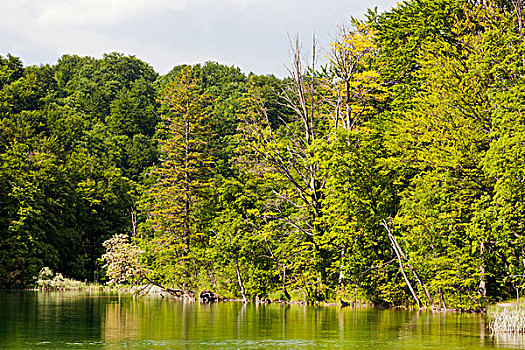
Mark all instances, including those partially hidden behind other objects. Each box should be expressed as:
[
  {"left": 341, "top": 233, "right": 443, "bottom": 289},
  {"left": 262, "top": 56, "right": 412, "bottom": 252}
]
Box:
[
  {"left": 101, "top": 234, "right": 144, "bottom": 285},
  {"left": 34, "top": 267, "right": 85, "bottom": 290}
]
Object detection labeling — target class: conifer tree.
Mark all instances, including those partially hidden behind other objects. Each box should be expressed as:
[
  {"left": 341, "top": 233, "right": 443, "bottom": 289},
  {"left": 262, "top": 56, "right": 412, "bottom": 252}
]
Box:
[{"left": 140, "top": 67, "right": 214, "bottom": 290}]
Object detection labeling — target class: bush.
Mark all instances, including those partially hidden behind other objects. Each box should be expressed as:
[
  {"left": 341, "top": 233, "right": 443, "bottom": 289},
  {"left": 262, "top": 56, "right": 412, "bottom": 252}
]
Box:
[
  {"left": 34, "top": 267, "right": 85, "bottom": 290},
  {"left": 101, "top": 234, "right": 144, "bottom": 285}
]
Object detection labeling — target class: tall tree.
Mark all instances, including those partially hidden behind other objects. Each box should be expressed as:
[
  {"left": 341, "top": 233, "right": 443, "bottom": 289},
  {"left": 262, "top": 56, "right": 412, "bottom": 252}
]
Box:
[
  {"left": 237, "top": 38, "right": 330, "bottom": 301},
  {"left": 139, "top": 67, "right": 214, "bottom": 291}
]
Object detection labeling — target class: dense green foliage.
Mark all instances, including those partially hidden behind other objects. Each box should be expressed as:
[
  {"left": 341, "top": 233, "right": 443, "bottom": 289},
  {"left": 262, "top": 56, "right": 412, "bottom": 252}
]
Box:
[
  {"left": 3, "top": 0, "right": 525, "bottom": 310},
  {"left": 0, "top": 53, "right": 156, "bottom": 287}
]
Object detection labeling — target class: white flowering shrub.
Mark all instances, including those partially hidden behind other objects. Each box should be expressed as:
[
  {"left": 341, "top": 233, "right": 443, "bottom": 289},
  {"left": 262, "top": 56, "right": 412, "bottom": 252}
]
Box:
[
  {"left": 34, "top": 267, "right": 84, "bottom": 290},
  {"left": 101, "top": 234, "right": 144, "bottom": 285}
]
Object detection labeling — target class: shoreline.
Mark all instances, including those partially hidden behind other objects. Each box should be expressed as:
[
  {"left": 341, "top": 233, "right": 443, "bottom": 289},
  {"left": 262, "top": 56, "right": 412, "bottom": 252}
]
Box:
[
  {"left": 19, "top": 282, "right": 506, "bottom": 314},
  {"left": 25, "top": 283, "right": 483, "bottom": 312}
]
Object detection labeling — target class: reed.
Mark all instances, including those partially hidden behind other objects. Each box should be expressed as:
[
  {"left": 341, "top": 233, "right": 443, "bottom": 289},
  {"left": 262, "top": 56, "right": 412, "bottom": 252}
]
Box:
[{"left": 489, "top": 305, "right": 525, "bottom": 334}]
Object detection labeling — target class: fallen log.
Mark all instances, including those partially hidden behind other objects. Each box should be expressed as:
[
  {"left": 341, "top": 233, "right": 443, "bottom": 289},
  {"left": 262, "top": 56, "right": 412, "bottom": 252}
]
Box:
[{"left": 142, "top": 275, "right": 184, "bottom": 297}]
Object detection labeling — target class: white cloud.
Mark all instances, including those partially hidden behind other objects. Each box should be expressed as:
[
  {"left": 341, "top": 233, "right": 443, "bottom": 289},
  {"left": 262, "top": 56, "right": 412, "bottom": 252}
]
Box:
[
  {"left": 224, "top": 0, "right": 267, "bottom": 10},
  {"left": 0, "top": 0, "right": 398, "bottom": 76},
  {"left": 36, "top": 0, "right": 193, "bottom": 26}
]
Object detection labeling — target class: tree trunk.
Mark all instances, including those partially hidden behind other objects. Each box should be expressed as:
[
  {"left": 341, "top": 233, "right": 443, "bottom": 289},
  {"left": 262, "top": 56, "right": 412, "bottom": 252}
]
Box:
[
  {"left": 183, "top": 113, "right": 190, "bottom": 255},
  {"left": 395, "top": 239, "right": 434, "bottom": 306},
  {"left": 338, "top": 244, "right": 347, "bottom": 287},
  {"left": 235, "top": 256, "right": 247, "bottom": 302},
  {"left": 131, "top": 208, "right": 137, "bottom": 238},
  {"left": 430, "top": 243, "right": 446, "bottom": 309},
  {"left": 385, "top": 221, "right": 433, "bottom": 306},
  {"left": 479, "top": 242, "right": 487, "bottom": 298},
  {"left": 382, "top": 220, "right": 421, "bottom": 308},
  {"left": 142, "top": 275, "right": 184, "bottom": 296},
  {"left": 282, "top": 264, "right": 291, "bottom": 300},
  {"left": 181, "top": 108, "right": 191, "bottom": 293}
]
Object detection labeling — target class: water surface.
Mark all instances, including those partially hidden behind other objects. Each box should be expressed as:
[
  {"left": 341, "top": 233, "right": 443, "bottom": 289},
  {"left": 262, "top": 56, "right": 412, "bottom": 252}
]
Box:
[{"left": 0, "top": 291, "right": 522, "bottom": 349}]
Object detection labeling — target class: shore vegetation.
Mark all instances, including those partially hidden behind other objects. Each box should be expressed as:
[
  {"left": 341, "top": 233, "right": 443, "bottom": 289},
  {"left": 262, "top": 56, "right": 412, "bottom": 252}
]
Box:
[{"left": 3, "top": 0, "right": 525, "bottom": 311}]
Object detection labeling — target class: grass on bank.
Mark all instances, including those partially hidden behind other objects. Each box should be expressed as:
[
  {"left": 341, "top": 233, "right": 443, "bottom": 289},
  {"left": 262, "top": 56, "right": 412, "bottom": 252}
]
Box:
[
  {"left": 33, "top": 267, "right": 109, "bottom": 291},
  {"left": 488, "top": 302, "right": 525, "bottom": 334}
]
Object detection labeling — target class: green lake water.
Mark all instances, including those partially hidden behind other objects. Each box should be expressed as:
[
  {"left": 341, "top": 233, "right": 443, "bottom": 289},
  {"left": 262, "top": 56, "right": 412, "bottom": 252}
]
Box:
[{"left": 0, "top": 291, "right": 523, "bottom": 349}]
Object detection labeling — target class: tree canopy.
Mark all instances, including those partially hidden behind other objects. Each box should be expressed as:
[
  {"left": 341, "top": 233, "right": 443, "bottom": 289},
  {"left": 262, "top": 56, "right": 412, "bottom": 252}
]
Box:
[{"left": 3, "top": 0, "right": 525, "bottom": 310}]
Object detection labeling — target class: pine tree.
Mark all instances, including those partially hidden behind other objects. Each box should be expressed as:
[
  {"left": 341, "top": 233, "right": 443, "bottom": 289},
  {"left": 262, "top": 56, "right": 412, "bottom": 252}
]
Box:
[{"left": 140, "top": 67, "right": 214, "bottom": 290}]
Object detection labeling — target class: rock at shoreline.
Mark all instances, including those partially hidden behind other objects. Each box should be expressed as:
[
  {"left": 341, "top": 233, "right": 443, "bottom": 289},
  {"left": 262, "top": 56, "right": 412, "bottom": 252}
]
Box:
[{"left": 199, "top": 290, "right": 217, "bottom": 302}]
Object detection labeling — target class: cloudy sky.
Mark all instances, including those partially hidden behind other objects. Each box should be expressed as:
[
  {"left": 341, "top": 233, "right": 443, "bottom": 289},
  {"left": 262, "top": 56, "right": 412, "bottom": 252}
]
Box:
[{"left": 1, "top": 0, "right": 398, "bottom": 76}]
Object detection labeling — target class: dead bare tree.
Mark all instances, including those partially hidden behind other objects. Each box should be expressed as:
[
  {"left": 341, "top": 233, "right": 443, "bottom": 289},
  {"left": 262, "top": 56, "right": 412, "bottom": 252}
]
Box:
[
  {"left": 381, "top": 219, "right": 434, "bottom": 308},
  {"left": 239, "top": 35, "right": 326, "bottom": 241},
  {"left": 237, "top": 35, "right": 330, "bottom": 301},
  {"left": 325, "top": 21, "right": 378, "bottom": 131}
]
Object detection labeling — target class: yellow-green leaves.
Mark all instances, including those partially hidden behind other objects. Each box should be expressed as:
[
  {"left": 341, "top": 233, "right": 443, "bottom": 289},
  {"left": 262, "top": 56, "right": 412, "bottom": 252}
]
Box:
[
  {"left": 325, "top": 21, "right": 386, "bottom": 131},
  {"left": 139, "top": 66, "right": 214, "bottom": 289}
]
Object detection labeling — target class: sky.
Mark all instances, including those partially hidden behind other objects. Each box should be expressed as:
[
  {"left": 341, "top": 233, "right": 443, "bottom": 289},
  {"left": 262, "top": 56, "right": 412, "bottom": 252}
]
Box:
[{"left": 0, "top": 0, "right": 398, "bottom": 77}]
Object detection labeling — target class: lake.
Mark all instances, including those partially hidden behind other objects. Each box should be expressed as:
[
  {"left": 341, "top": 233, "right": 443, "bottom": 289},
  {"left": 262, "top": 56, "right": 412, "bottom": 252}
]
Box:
[{"left": 0, "top": 291, "right": 522, "bottom": 349}]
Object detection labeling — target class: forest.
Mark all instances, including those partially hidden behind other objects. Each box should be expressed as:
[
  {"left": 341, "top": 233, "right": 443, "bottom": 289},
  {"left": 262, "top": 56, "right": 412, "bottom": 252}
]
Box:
[{"left": 1, "top": 0, "right": 525, "bottom": 310}]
